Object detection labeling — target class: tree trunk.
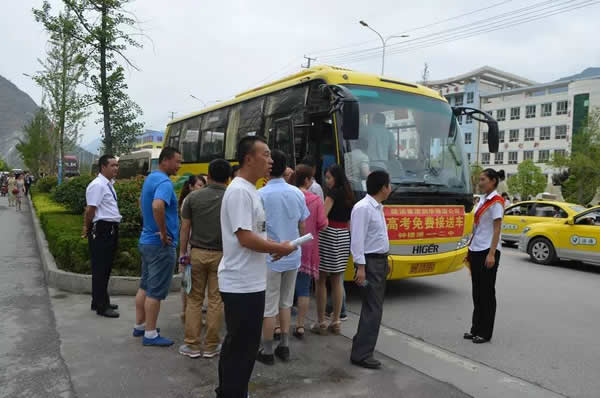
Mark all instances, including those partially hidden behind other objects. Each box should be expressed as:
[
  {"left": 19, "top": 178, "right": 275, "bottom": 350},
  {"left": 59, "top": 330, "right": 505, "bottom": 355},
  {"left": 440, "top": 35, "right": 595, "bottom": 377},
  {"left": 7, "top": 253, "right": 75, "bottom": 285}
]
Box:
[
  {"left": 100, "top": 3, "right": 111, "bottom": 154},
  {"left": 59, "top": 27, "right": 68, "bottom": 183}
]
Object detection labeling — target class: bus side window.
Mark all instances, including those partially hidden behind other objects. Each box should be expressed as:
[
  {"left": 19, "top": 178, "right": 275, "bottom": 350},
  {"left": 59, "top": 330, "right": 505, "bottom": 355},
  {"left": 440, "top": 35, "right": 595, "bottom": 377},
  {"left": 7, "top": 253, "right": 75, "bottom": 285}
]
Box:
[
  {"left": 200, "top": 109, "right": 228, "bottom": 162},
  {"left": 167, "top": 122, "right": 182, "bottom": 151},
  {"left": 181, "top": 116, "right": 202, "bottom": 162}
]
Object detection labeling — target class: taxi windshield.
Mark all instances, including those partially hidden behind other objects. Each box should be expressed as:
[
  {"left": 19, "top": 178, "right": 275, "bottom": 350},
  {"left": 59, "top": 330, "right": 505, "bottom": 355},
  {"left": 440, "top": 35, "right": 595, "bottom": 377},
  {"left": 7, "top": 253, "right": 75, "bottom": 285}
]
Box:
[{"left": 342, "top": 85, "right": 470, "bottom": 195}]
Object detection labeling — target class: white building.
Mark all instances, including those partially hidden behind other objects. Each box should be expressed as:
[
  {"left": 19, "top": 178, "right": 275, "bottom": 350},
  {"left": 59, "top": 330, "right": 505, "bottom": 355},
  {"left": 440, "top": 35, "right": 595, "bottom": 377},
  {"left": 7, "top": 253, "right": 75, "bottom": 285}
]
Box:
[{"left": 479, "top": 75, "right": 600, "bottom": 182}]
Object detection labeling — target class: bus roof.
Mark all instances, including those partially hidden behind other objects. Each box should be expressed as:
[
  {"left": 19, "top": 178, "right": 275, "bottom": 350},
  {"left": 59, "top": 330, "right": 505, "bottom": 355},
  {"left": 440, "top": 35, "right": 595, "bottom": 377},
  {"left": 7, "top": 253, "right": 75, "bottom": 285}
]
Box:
[{"left": 167, "top": 65, "right": 444, "bottom": 126}]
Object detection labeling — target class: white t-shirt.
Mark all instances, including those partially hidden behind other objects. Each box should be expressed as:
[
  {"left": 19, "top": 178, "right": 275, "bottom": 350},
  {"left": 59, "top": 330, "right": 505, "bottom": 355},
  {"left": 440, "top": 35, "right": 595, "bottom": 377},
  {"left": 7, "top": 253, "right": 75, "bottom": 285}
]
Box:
[
  {"left": 218, "top": 177, "right": 268, "bottom": 293},
  {"left": 85, "top": 174, "right": 122, "bottom": 223},
  {"left": 469, "top": 191, "right": 504, "bottom": 252}
]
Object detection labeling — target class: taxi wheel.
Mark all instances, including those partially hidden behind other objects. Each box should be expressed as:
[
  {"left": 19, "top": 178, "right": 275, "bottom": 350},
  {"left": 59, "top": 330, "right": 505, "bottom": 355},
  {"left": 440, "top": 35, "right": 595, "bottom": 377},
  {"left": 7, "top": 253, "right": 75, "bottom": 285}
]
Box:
[{"left": 528, "top": 237, "right": 556, "bottom": 265}]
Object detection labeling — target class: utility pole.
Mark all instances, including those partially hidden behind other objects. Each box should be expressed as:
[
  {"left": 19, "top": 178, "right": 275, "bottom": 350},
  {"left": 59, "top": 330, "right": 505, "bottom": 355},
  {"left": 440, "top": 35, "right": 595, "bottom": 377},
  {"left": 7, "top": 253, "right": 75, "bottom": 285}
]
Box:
[
  {"left": 302, "top": 55, "right": 317, "bottom": 69},
  {"left": 169, "top": 111, "right": 177, "bottom": 120}
]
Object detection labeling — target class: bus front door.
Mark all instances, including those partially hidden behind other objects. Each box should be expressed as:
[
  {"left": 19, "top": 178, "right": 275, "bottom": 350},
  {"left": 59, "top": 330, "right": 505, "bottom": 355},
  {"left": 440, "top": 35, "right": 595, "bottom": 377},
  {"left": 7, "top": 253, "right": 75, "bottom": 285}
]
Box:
[{"left": 269, "top": 117, "right": 296, "bottom": 167}]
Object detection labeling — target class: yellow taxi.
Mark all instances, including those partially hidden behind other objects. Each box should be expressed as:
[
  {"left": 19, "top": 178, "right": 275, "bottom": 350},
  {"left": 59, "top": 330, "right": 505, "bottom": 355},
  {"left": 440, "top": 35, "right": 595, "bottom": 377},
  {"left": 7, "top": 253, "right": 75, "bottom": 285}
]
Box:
[
  {"left": 519, "top": 206, "right": 600, "bottom": 265},
  {"left": 502, "top": 200, "right": 586, "bottom": 245}
]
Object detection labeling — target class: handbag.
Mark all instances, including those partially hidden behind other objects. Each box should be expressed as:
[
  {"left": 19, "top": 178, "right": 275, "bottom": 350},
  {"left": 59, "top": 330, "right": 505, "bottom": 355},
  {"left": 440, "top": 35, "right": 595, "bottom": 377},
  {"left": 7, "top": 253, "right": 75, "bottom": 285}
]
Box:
[{"left": 12, "top": 188, "right": 19, "bottom": 195}]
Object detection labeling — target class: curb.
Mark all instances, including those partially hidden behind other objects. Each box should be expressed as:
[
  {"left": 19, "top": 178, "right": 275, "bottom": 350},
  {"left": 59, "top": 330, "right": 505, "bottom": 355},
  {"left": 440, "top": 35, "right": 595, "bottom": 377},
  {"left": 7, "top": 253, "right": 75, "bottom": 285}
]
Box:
[{"left": 28, "top": 196, "right": 181, "bottom": 296}]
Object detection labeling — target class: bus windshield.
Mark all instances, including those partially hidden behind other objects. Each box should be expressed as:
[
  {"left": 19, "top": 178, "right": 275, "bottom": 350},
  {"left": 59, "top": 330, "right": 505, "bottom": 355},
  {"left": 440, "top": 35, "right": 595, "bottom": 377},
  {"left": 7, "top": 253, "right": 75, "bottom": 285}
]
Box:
[{"left": 342, "top": 85, "right": 470, "bottom": 195}]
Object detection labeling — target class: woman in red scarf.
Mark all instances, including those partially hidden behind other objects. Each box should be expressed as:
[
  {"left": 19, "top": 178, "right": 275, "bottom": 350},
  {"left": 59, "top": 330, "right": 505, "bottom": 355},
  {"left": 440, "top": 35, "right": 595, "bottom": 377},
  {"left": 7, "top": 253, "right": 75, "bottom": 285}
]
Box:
[{"left": 465, "top": 169, "right": 505, "bottom": 344}]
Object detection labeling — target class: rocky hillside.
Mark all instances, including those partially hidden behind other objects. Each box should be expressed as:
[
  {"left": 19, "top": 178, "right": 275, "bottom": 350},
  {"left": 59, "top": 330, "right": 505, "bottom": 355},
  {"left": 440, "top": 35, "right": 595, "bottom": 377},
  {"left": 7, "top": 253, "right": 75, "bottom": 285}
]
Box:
[{"left": 0, "top": 75, "right": 38, "bottom": 168}]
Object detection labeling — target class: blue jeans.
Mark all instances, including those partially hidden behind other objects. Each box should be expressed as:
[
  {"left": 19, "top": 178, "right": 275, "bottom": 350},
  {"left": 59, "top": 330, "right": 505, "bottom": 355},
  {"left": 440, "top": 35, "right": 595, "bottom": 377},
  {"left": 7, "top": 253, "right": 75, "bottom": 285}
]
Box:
[
  {"left": 326, "top": 276, "right": 347, "bottom": 316},
  {"left": 139, "top": 244, "right": 176, "bottom": 300}
]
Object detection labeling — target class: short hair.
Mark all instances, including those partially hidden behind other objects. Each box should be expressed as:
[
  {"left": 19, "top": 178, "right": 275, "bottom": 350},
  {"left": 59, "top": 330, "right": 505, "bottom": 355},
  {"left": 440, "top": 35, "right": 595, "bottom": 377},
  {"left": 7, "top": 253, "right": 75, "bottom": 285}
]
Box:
[
  {"left": 482, "top": 168, "right": 501, "bottom": 188},
  {"left": 159, "top": 147, "right": 181, "bottom": 163},
  {"left": 300, "top": 155, "right": 316, "bottom": 168},
  {"left": 367, "top": 170, "right": 390, "bottom": 195},
  {"left": 294, "top": 164, "right": 313, "bottom": 188},
  {"left": 208, "top": 159, "right": 232, "bottom": 183},
  {"left": 270, "top": 150, "right": 287, "bottom": 177},
  {"left": 237, "top": 135, "right": 267, "bottom": 167},
  {"left": 98, "top": 154, "right": 115, "bottom": 172}
]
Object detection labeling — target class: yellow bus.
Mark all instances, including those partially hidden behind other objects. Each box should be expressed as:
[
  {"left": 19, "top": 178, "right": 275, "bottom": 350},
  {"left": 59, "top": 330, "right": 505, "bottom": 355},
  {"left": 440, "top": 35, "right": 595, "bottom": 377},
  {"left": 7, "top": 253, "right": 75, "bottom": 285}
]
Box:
[{"left": 163, "top": 65, "right": 500, "bottom": 280}]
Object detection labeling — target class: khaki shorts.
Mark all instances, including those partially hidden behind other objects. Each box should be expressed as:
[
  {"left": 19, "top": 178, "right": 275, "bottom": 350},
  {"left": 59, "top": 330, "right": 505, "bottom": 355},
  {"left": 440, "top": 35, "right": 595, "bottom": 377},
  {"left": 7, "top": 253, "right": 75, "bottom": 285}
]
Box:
[{"left": 264, "top": 268, "right": 298, "bottom": 317}]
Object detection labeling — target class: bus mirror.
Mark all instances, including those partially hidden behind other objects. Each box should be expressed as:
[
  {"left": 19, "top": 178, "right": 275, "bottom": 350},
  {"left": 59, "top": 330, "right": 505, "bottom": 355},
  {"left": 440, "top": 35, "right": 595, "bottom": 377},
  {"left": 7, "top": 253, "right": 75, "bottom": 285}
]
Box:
[
  {"left": 322, "top": 84, "right": 360, "bottom": 140},
  {"left": 453, "top": 106, "right": 499, "bottom": 152},
  {"left": 487, "top": 121, "right": 499, "bottom": 153}
]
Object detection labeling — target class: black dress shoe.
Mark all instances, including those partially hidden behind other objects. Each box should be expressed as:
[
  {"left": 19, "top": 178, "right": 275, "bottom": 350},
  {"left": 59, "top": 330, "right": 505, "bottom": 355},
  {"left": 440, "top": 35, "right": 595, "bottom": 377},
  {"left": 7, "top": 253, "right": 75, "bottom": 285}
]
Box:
[
  {"left": 472, "top": 336, "right": 490, "bottom": 344},
  {"left": 463, "top": 332, "right": 474, "bottom": 340},
  {"left": 91, "top": 303, "right": 118, "bottom": 311},
  {"left": 256, "top": 349, "right": 275, "bottom": 365},
  {"left": 351, "top": 357, "right": 382, "bottom": 369},
  {"left": 274, "top": 345, "right": 290, "bottom": 362},
  {"left": 97, "top": 308, "right": 120, "bottom": 318}
]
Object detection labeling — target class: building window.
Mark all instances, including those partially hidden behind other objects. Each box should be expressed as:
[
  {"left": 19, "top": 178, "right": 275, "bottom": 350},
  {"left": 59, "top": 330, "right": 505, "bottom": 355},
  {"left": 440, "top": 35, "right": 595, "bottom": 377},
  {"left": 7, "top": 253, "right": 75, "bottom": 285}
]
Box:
[
  {"left": 554, "top": 149, "right": 567, "bottom": 158},
  {"left": 549, "top": 86, "right": 568, "bottom": 94},
  {"left": 466, "top": 115, "right": 473, "bottom": 124},
  {"left": 482, "top": 153, "right": 490, "bottom": 165},
  {"left": 555, "top": 125, "right": 567, "bottom": 139},
  {"left": 524, "top": 128, "right": 535, "bottom": 141},
  {"left": 494, "top": 152, "right": 504, "bottom": 165},
  {"left": 464, "top": 133, "right": 472, "bottom": 145},
  {"left": 455, "top": 94, "right": 464, "bottom": 106},
  {"left": 509, "top": 129, "right": 519, "bottom": 142},
  {"left": 538, "top": 150, "right": 550, "bottom": 163},
  {"left": 457, "top": 115, "right": 463, "bottom": 125},
  {"left": 523, "top": 150, "right": 534, "bottom": 161},
  {"left": 499, "top": 130, "right": 505, "bottom": 143},
  {"left": 483, "top": 132, "right": 488, "bottom": 144},
  {"left": 526, "top": 105, "right": 536, "bottom": 119},
  {"left": 467, "top": 153, "right": 471, "bottom": 163},
  {"left": 540, "top": 126, "right": 551, "bottom": 140},
  {"left": 497, "top": 109, "right": 506, "bottom": 121},
  {"left": 510, "top": 107, "right": 520, "bottom": 120},
  {"left": 467, "top": 92, "right": 474, "bottom": 104},
  {"left": 556, "top": 100, "right": 568, "bottom": 115},
  {"left": 541, "top": 103, "right": 552, "bottom": 117},
  {"left": 508, "top": 151, "right": 518, "bottom": 164}
]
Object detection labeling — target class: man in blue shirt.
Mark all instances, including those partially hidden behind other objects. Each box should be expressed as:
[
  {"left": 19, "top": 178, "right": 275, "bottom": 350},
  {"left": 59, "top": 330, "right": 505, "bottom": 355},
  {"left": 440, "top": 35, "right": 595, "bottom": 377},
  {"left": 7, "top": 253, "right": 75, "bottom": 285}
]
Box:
[
  {"left": 257, "top": 150, "right": 309, "bottom": 365},
  {"left": 134, "top": 147, "right": 182, "bottom": 347}
]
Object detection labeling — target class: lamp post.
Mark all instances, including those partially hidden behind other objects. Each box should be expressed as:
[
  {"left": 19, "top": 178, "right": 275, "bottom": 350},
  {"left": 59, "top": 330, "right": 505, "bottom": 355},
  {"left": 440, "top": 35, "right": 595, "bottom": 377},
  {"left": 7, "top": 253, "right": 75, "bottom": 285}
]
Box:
[
  {"left": 359, "top": 21, "right": 409, "bottom": 75},
  {"left": 190, "top": 95, "right": 221, "bottom": 107}
]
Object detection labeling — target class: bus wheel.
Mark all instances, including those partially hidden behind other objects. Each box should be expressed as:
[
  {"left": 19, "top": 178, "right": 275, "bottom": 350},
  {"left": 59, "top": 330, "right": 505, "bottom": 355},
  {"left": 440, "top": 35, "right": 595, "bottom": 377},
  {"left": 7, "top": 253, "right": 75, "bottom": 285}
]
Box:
[{"left": 528, "top": 237, "right": 556, "bottom": 265}]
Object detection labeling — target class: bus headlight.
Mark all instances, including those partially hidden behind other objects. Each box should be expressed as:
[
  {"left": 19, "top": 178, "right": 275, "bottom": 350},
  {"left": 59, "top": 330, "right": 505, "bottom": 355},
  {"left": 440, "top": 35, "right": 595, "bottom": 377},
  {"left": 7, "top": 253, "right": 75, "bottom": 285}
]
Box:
[{"left": 457, "top": 234, "right": 472, "bottom": 250}]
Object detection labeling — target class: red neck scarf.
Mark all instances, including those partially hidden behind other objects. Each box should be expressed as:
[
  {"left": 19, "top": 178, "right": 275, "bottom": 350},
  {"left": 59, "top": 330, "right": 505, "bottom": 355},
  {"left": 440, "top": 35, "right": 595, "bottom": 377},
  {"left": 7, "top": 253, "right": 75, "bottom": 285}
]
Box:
[{"left": 474, "top": 194, "right": 504, "bottom": 226}]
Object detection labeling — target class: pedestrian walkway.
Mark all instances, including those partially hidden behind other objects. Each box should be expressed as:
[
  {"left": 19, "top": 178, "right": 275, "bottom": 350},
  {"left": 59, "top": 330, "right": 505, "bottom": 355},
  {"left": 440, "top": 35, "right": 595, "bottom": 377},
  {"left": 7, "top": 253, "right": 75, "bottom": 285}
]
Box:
[{"left": 0, "top": 197, "right": 75, "bottom": 398}]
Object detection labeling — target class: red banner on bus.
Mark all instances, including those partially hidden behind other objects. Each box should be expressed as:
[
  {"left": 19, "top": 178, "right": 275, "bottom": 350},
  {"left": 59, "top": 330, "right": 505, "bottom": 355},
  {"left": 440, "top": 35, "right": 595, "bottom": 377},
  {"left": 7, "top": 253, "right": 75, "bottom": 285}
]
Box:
[{"left": 383, "top": 206, "right": 465, "bottom": 240}]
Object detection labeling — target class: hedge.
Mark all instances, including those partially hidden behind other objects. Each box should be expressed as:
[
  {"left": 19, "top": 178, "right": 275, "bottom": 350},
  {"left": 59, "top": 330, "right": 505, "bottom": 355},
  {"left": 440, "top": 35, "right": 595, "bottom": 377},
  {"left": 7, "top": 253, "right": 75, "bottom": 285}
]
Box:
[{"left": 32, "top": 193, "right": 142, "bottom": 276}]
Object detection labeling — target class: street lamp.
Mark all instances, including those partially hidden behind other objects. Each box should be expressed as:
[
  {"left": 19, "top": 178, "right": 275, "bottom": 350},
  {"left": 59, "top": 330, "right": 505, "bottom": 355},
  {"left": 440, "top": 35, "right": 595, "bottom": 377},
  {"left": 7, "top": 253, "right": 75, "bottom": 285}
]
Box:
[
  {"left": 359, "top": 20, "right": 409, "bottom": 75},
  {"left": 190, "top": 95, "right": 221, "bottom": 107}
]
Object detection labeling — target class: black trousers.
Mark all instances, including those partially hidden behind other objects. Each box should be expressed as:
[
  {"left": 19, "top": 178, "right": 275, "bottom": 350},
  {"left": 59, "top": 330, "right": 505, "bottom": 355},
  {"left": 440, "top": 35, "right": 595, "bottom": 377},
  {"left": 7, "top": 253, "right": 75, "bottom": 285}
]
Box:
[
  {"left": 351, "top": 254, "right": 388, "bottom": 362},
  {"left": 88, "top": 221, "right": 119, "bottom": 313},
  {"left": 469, "top": 248, "right": 500, "bottom": 340},
  {"left": 216, "top": 291, "right": 265, "bottom": 398}
]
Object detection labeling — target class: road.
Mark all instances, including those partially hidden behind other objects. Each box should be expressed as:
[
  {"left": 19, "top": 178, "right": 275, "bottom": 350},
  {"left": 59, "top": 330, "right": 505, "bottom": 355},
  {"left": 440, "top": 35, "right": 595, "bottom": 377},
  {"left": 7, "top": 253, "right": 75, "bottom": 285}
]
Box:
[{"left": 346, "top": 245, "right": 600, "bottom": 398}]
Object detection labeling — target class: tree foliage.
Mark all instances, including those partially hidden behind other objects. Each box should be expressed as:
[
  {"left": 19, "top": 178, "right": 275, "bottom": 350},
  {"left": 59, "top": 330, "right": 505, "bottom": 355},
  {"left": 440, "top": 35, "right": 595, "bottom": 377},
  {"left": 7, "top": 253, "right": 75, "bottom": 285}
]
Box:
[
  {"left": 550, "top": 107, "right": 600, "bottom": 205},
  {"left": 0, "top": 157, "right": 10, "bottom": 171},
  {"left": 507, "top": 160, "right": 547, "bottom": 199},
  {"left": 33, "top": 0, "right": 144, "bottom": 156},
  {"left": 16, "top": 109, "right": 55, "bottom": 177},
  {"left": 470, "top": 163, "right": 483, "bottom": 193}
]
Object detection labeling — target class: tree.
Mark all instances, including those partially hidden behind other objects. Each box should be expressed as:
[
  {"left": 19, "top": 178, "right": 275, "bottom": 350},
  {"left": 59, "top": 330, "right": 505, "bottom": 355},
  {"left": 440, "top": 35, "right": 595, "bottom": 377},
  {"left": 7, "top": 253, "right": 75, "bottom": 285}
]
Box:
[
  {"left": 550, "top": 107, "right": 600, "bottom": 205},
  {"left": 470, "top": 163, "right": 483, "bottom": 193},
  {"left": 507, "top": 160, "right": 547, "bottom": 200},
  {"left": 33, "top": 9, "right": 89, "bottom": 182},
  {"left": 33, "top": 0, "right": 144, "bottom": 156},
  {"left": 16, "top": 109, "right": 54, "bottom": 178},
  {"left": 0, "top": 157, "right": 11, "bottom": 172}
]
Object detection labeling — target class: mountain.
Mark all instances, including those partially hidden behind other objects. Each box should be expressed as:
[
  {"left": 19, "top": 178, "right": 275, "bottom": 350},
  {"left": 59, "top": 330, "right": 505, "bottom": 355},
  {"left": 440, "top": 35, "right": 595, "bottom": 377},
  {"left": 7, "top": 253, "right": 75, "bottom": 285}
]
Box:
[
  {"left": 0, "top": 75, "right": 38, "bottom": 168},
  {"left": 82, "top": 137, "right": 102, "bottom": 155},
  {"left": 557, "top": 67, "right": 600, "bottom": 81}
]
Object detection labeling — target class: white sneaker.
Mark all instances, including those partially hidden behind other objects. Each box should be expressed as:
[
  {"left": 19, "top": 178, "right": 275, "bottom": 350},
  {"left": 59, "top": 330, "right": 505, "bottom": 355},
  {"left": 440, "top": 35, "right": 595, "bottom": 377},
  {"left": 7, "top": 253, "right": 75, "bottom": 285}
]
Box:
[
  {"left": 203, "top": 344, "right": 222, "bottom": 358},
  {"left": 179, "top": 344, "right": 202, "bottom": 358}
]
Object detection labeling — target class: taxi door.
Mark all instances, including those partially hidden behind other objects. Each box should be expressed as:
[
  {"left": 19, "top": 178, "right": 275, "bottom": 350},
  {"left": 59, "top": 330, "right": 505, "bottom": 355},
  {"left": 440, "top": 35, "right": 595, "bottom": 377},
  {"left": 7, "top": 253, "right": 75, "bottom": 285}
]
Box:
[
  {"left": 502, "top": 202, "right": 534, "bottom": 240},
  {"left": 557, "top": 209, "right": 600, "bottom": 265}
]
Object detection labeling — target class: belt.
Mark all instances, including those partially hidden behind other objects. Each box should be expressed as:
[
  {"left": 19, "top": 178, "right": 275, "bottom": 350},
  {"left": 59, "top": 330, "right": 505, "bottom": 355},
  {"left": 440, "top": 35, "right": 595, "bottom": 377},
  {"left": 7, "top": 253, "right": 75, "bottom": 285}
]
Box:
[
  {"left": 94, "top": 220, "right": 119, "bottom": 225},
  {"left": 365, "top": 253, "right": 389, "bottom": 259},
  {"left": 329, "top": 220, "right": 349, "bottom": 229},
  {"left": 191, "top": 246, "right": 222, "bottom": 252}
]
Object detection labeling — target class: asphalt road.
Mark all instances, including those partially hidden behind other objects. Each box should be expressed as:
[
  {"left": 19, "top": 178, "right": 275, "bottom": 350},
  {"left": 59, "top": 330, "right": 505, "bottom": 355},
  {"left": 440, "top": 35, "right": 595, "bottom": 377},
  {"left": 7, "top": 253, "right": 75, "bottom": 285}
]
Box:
[{"left": 346, "top": 245, "right": 600, "bottom": 398}]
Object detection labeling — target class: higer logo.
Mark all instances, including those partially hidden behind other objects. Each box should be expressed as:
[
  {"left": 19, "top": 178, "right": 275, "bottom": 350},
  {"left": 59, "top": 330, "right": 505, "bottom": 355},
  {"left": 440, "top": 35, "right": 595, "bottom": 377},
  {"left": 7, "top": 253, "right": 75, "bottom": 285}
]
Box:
[{"left": 412, "top": 244, "right": 439, "bottom": 254}]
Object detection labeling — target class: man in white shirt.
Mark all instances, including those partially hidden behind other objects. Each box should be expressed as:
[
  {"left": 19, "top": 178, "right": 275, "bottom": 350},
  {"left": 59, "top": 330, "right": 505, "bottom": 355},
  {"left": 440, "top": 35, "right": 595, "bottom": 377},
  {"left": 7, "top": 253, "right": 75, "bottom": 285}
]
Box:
[
  {"left": 300, "top": 155, "right": 324, "bottom": 202},
  {"left": 216, "top": 136, "right": 296, "bottom": 398},
  {"left": 349, "top": 170, "right": 391, "bottom": 369},
  {"left": 83, "top": 155, "right": 122, "bottom": 318}
]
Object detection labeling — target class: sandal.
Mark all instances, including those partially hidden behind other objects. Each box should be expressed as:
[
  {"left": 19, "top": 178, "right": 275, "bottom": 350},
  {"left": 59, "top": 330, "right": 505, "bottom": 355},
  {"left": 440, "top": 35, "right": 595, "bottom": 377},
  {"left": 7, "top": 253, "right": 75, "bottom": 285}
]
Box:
[
  {"left": 328, "top": 321, "right": 341, "bottom": 335},
  {"left": 274, "top": 326, "right": 281, "bottom": 340},
  {"left": 293, "top": 326, "right": 305, "bottom": 340},
  {"left": 310, "top": 322, "right": 328, "bottom": 336}
]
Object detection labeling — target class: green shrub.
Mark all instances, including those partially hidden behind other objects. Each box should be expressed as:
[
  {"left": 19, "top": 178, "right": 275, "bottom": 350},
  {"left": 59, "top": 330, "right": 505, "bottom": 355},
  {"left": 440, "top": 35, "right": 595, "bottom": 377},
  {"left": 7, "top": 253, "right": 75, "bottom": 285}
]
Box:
[
  {"left": 35, "top": 176, "right": 58, "bottom": 193},
  {"left": 114, "top": 177, "right": 144, "bottom": 238},
  {"left": 52, "top": 175, "right": 94, "bottom": 214}
]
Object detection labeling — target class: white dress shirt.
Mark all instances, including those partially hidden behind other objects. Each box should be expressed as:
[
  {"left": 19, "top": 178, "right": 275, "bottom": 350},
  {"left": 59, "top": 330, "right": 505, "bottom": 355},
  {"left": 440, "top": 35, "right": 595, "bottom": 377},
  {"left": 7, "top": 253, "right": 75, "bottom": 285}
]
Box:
[
  {"left": 469, "top": 190, "right": 503, "bottom": 252},
  {"left": 308, "top": 178, "right": 324, "bottom": 203},
  {"left": 85, "top": 174, "right": 122, "bottom": 223},
  {"left": 350, "top": 194, "right": 390, "bottom": 265}
]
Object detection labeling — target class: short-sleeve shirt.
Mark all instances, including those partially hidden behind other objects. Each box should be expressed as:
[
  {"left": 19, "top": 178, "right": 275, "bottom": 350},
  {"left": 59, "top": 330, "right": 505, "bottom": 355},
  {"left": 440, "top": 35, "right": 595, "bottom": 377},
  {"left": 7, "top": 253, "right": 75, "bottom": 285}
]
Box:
[
  {"left": 469, "top": 190, "right": 504, "bottom": 252},
  {"left": 218, "top": 177, "right": 268, "bottom": 293},
  {"left": 139, "top": 170, "right": 179, "bottom": 247},
  {"left": 308, "top": 179, "right": 324, "bottom": 203},
  {"left": 259, "top": 178, "right": 310, "bottom": 272},
  {"left": 326, "top": 187, "right": 353, "bottom": 222},
  {"left": 85, "top": 174, "right": 122, "bottom": 223},
  {"left": 181, "top": 184, "right": 226, "bottom": 251}
]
